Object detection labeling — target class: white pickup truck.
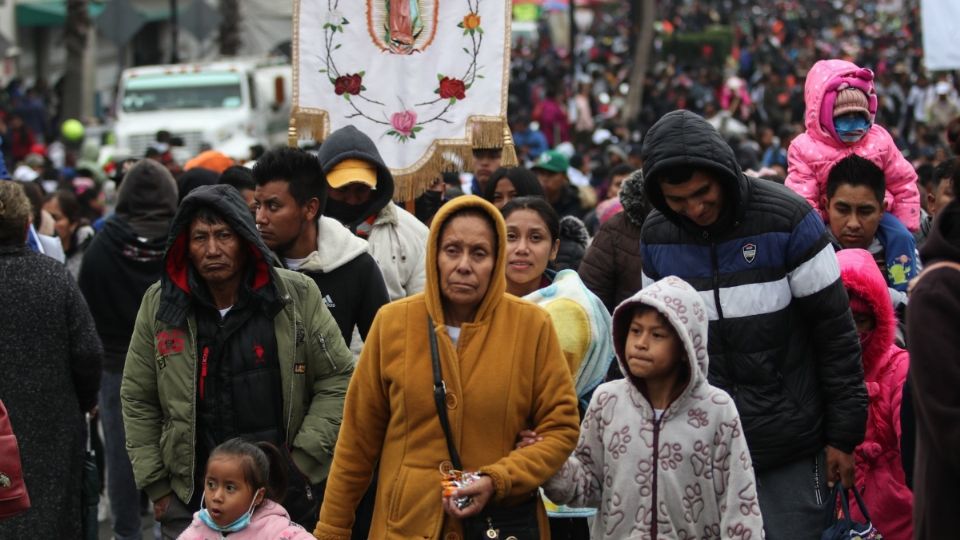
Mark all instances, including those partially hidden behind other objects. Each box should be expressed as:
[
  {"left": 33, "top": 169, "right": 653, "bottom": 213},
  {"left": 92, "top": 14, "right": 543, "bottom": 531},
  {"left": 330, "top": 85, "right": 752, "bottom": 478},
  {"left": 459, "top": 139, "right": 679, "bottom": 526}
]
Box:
[{"left": 112, "top": 57, "right": 291, "bottom": 159}]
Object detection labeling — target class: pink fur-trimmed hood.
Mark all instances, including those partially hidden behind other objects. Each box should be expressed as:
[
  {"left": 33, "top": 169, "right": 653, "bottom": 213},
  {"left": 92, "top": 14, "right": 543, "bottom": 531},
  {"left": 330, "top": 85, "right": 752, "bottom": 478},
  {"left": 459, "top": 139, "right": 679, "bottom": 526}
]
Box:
[{"left": 836, "top": 249, "right": 895, "bottom": 379}]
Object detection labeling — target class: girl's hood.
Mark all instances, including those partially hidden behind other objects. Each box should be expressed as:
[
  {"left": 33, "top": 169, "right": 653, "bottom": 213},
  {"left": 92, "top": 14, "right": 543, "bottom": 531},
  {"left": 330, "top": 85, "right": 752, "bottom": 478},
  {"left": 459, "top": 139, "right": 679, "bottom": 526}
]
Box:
[{"left": 837, "top": 248, "right": 896, "bottom": 379}]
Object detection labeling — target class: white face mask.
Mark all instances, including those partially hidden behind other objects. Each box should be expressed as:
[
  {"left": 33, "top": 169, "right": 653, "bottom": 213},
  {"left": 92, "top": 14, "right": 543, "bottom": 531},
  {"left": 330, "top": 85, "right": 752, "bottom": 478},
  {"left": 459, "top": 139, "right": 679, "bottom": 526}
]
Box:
[{"left": 198, "top": 487, "right": 263, "bottom": 533}]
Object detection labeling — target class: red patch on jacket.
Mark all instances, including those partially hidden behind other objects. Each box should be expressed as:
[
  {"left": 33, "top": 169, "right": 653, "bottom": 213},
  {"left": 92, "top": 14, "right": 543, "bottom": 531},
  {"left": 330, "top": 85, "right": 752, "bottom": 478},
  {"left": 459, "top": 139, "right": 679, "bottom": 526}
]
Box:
[
  {"left": 253, "top": 343, "right": 265, "bottom": 364},
  {"left": 156, "top": 329, "right": 186, "bottom": 356}
]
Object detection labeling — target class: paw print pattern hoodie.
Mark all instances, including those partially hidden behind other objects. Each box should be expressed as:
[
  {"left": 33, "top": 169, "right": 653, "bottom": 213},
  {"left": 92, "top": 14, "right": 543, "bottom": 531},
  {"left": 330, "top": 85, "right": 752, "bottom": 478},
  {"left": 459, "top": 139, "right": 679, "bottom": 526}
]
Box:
[{"left": 544, "top": 276, "right": 765, "bottom": 539}]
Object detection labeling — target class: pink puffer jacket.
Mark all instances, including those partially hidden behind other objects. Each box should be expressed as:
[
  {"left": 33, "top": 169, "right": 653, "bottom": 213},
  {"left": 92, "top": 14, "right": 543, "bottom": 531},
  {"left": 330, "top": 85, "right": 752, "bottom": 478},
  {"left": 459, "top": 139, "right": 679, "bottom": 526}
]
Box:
[
  {"left": 837, "top": 249, "right": 912, "bottom": 540},
  {"left": 177, "top": 500, "right": 315, "bottom": 540},
  {"left": 786, "top": 59, "right": 920, "bottom": 231}
]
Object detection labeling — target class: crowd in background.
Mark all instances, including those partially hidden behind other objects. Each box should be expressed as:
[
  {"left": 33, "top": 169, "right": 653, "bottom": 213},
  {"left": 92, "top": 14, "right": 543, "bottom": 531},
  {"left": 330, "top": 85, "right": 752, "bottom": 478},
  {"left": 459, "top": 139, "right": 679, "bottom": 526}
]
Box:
[{"left": 2, "top": 1, "right": 960, "bottom": 539}]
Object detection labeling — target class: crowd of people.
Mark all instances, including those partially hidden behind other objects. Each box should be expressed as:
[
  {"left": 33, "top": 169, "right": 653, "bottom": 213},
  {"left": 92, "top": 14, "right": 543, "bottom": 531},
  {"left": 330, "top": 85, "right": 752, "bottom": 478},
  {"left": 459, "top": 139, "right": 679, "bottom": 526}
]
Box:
[{"left": 1, "top": 1, "right": 960, "bottom": 540}]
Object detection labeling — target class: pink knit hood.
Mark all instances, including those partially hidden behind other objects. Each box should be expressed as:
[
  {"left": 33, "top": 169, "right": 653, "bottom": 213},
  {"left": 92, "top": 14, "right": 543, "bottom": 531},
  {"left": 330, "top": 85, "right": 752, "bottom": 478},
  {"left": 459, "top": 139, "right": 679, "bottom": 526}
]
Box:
[{"left": 804, "top": 59, "right": 879, "bottom": 147}]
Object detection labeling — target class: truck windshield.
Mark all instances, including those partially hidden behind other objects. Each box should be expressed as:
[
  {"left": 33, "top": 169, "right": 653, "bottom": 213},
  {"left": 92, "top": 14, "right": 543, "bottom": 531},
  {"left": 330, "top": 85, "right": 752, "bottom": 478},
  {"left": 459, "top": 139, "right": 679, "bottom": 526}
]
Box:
[{"left": 122, "top": 72, "right": 244, "bottom": 112}]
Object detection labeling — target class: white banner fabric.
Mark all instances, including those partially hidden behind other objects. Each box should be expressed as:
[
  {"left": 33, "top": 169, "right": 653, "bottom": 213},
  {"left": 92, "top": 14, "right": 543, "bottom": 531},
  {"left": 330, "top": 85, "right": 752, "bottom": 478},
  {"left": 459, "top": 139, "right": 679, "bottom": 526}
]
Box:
[
  {"left": 293, "top": 0, "right": 513, "bottom": 199},
  {"left": 922, "top": 0, "right": 960, "bottom": 71}
]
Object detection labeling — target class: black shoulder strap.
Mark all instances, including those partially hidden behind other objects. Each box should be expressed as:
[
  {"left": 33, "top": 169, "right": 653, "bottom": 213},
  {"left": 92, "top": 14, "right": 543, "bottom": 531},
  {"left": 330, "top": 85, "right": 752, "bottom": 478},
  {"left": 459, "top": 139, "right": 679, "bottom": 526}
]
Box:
[{"left": 429, "top": 316, "right": 463, "bottom": 470}]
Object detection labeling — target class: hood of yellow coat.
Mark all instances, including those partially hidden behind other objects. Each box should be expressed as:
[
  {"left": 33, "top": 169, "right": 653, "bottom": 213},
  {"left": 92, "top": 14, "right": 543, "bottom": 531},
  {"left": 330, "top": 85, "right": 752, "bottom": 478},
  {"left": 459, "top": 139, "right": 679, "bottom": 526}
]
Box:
[{"left": 424, "top": 195, "right": 507, "bottom": 326}]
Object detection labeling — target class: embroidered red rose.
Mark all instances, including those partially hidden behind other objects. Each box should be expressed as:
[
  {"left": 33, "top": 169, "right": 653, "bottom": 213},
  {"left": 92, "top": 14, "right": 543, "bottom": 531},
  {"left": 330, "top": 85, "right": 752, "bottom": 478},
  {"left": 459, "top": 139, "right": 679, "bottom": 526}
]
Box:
[
  {"left": 156, "top": 330, "right": 185, "bottom": 356},
  {"left": 334, "top": 73, "right": 362, "bottom": 96},
  {"left": 438, "top": 77, "right": 467, "bottom": 100},
  {"left": 253, "top": 344, "right": 265, "bottom": 364}
]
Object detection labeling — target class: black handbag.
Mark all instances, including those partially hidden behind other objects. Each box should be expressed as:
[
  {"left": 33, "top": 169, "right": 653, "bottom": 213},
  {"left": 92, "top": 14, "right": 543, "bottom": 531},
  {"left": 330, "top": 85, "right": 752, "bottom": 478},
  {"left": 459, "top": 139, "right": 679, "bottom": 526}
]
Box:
[
  {"left": 821, "top": 485, "right": 883, "bottom": 540},
  {"left": 81, "top": 414, "right": 100, "bottom": 540},
  {"left": 428, "top": 317, "right": 540, "bottom": 540}
]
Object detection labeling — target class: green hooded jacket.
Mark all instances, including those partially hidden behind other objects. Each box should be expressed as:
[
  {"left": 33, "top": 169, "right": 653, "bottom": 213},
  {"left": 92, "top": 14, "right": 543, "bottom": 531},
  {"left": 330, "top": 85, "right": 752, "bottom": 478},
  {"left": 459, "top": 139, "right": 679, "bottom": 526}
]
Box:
[{"left": 121, "top": 185, "right": 355, "bottom": 504}]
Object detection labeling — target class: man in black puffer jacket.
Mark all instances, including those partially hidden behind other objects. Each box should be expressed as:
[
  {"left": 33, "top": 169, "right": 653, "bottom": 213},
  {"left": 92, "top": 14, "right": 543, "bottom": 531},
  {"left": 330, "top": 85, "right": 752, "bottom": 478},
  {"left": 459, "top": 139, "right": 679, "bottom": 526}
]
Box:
[{"left": 639, "top": 110, "right": 866, "bottom": 539}]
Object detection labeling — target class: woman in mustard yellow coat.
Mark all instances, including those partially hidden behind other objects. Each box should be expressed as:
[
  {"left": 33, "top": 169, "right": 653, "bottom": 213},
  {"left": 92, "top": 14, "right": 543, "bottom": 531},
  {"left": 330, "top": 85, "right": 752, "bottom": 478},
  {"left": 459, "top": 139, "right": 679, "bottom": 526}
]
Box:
[{"left": 314, "top": 196, "right": 580, "bottom": 540}]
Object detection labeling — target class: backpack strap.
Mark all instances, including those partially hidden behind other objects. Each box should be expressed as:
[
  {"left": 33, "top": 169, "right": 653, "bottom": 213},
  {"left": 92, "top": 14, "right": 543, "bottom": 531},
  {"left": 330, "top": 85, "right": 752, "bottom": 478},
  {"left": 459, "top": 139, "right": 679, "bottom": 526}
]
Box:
[{"left": 908, "top": 261, "right": 960, "bottom": 296}]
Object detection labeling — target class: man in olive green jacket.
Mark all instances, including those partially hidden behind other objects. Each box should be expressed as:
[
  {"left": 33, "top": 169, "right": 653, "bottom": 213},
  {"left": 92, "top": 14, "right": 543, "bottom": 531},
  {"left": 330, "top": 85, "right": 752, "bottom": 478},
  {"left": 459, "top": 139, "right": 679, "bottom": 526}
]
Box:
[{"left": 121, "top": 185, "right": 354, "bottom": 538}]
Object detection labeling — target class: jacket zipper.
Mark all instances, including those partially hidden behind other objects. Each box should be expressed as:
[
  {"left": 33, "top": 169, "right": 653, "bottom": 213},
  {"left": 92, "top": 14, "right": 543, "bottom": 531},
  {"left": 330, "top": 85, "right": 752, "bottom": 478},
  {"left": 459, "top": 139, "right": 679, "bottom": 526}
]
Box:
[
  {"left": 813, "top": 454, "right": 823, "bottom": 505},
  {"left": 199, "top": 346, "right": 209, "bottom": 400},
  {"left": 651, "top": 415, "right": 663, "bottom": 538},
  {"left": 286, "top": 311, "right": 296, "bottom": 446},
  {"left": 709, "top": 242, "right": 736, "bottom": 399},
  {"left": 318, "top": 334, "right": 337, "bottom": 371},
  {"left": 284, "top": 299, "right": 313, "bottom": 502},
  {"left": 187, "top": 320, "right": 198, "bottom": 504}
]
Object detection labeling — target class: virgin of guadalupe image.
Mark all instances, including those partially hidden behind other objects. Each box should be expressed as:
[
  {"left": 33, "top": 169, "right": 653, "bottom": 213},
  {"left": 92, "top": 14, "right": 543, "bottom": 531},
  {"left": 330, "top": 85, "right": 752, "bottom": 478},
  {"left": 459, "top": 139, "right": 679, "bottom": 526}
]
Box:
[{"left": 386, "top": 0, "right": 424, "bottom": 53}]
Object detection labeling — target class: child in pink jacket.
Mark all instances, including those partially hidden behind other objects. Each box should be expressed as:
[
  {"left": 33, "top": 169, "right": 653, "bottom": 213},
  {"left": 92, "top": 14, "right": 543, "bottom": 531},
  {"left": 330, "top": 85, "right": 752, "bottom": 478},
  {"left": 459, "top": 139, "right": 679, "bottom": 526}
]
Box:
[
  {"left": 837, "top": 249, "right": 912, "bottom": 540},
  {"left": 786, "top": 59, "right": 920, "bottom": 232},
  {"left": 178, "top": 438, "right": 314, "bottom": 540}
]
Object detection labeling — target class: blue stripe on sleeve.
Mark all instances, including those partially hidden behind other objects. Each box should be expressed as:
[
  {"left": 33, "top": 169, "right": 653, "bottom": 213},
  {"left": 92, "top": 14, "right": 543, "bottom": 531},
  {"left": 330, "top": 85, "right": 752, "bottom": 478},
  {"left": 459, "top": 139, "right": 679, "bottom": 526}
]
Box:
[
  {"left": 643, "top": 242, "right": 713, "bottom": 279},
  {"left": 786, "top": 210, "right": 829, "bottom": 267}
]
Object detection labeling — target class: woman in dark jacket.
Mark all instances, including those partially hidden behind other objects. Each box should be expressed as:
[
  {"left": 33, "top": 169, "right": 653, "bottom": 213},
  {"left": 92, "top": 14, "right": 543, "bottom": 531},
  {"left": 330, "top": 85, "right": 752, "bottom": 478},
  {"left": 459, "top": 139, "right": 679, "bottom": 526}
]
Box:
[
  {"left": 578, "top": 170, "right": 650, "bottom": 312},
  {"left": 0, "top": 181, "right": 102, "bottom": 539}
]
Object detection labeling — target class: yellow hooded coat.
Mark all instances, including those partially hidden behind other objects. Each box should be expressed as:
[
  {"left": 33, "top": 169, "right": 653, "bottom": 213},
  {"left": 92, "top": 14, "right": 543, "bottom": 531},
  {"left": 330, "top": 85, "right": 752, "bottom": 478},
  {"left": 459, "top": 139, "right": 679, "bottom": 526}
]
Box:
[{"left": 315, "top": 196, "right": 579, "bottom": 539}]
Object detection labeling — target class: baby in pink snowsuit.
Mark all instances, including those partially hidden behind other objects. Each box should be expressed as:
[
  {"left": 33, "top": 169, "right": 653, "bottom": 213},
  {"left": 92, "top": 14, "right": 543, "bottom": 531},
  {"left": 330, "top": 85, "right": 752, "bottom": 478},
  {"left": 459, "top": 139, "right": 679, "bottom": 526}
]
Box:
[{"left": 786, "top": 59, "right": 920, "bottom": 232}]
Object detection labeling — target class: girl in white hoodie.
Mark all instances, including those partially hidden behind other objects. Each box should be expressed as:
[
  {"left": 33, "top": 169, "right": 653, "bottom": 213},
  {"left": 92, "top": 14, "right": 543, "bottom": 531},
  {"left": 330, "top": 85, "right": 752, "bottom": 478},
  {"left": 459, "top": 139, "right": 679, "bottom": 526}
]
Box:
[{"left": 540, "top": 276, "right": 765, "bottom": 539}]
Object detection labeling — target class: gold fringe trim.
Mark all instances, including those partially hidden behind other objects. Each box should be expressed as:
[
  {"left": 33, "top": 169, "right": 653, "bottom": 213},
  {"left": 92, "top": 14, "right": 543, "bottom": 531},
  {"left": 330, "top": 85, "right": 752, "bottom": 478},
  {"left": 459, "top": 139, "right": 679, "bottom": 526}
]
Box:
[
  {"left": 288, "top": 109, "right": 516, "bottom": 202},
  {"left": 289, "top": 109, "right": 328, "bottom": 148}
]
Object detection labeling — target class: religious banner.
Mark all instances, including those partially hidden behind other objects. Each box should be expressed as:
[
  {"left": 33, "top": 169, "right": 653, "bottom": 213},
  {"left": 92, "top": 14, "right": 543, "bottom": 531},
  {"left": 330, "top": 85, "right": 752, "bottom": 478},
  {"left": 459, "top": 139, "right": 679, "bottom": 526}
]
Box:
[
  {"left": 292, "top": 0, "right": 516, "bottom": 200},
  {"left": 921, "top": 0, "right": 960, "bottom": 71}
]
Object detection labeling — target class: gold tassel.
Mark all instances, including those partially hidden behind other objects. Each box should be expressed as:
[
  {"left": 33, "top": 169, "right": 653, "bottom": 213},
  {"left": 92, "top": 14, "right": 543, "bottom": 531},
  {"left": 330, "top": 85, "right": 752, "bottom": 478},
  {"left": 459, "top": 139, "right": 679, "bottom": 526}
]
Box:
[
  {"left": 287, "top": 115, "right": 298, "bottom": 148},
  {"left": 500, "top": 124, "right": 518, "bottom": 167}
]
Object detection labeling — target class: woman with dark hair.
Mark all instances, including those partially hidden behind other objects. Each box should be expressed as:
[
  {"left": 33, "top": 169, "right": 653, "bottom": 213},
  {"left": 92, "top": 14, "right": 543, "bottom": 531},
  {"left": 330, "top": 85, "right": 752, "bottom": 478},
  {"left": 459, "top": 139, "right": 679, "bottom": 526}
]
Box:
[
  {"left": 501, "top": 197, "right": 611, "bottom": 408},
  {"left": 501, "top": 196, "right": 612, "bottom": 540},
  {"left": 315, "top": 195, "right": 579, "bottom": 539},
  {"left": 43, "top": 189, "right": 94, "bottom": 277},
  {"left": 483, "top": 166, "right": 544, "bottom": 208}
]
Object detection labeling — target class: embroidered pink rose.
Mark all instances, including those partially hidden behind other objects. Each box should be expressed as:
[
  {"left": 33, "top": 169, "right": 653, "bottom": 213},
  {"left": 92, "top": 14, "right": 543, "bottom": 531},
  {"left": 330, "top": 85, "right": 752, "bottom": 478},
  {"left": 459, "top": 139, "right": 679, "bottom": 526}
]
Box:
[{"left": 390, "top": 110, "right": 418, "bottom": 137}]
